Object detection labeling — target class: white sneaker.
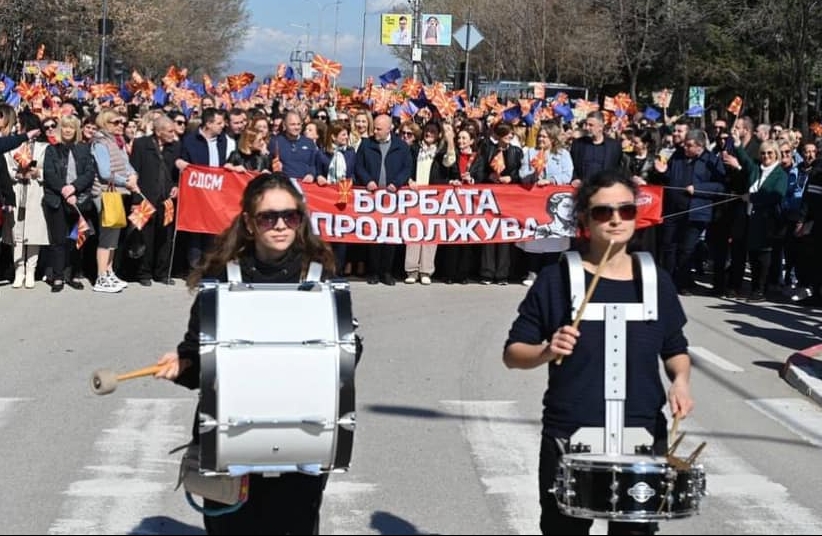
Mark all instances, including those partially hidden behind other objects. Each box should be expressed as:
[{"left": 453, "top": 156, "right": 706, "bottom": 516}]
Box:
[
  {"left": 106, "top": 272, "right": 128, "bottom": 290},
  {"left": 420, "top": 275, "right": 432, "bottom": 285},
  {"left": 93, "top": 275, "right": 123, "bottom": 293},
  {"left": 522, "top": 271, "right": 537, "bottom": 287},
  {"left": 404, "top": 274, "right": 417, "bottom": 284}
]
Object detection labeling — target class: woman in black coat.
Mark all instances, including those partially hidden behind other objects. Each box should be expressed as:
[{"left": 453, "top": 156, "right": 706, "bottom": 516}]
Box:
[
  {"left": 154, "top": 173, "right": 341, "bottom": 535},
  {"left": 42, "top": 115, "right": 96, "bottom": 291}
]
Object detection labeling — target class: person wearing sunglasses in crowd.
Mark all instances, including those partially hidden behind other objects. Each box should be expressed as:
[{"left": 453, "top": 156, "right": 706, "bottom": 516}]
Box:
[
  {"left": 153, "top": 172, "right": 337, "bottom": 535},
  {"left": 503, "top": 168, "right": 693, "bottom": 536}
]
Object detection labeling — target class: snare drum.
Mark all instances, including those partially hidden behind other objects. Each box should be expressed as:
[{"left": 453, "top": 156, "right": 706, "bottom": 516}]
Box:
[
  {"left": 553, "top": 453, "right": 706, "bottom": 522},
  {"left": 196, "top": 280, "right": 358, "bottom": 477}
]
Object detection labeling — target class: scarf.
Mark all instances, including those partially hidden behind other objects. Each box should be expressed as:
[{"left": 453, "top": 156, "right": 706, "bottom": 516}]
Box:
[
  {"left": 327, "top": 145, "right": 348, "bottom": 184},
  {"left": 748, "top": 161, "right": 779, "bottom": 214}
]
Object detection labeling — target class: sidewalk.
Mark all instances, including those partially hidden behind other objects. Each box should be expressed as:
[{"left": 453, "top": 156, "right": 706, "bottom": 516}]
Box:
[{"left": 781, "top": 343, "right": 822, "bottom": 407}]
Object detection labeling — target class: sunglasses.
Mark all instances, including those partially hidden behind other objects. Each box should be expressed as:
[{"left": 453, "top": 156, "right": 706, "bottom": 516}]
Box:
[
  {"left": 401, "top": 131, "right": 415, "bottom": 137},
  {"left": 760, "top": 150, "right": 776, "bottom": 157},
  {"left": 174, "top": 120, "right": 187, "bottom": 125},
  {"left": 43, "top": 124, "right": 56, "bottom": 130},
  {"left": 254, "top": 209, "right": 303, "bottom": 231},
  {"left": 109, "top": 119, "right": 125, "bottom": 125},
  {"left": 589, "top": 203, "right": 638, "bottom": 222}
]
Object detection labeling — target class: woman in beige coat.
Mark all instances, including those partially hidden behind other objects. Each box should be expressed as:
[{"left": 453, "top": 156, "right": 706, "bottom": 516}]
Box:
[{"left": 3, "top": 111, "right": 50, "bottom": 288}]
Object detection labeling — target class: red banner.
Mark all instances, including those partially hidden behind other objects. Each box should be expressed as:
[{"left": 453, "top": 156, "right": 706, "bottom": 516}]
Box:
[
  {"left": 177, "top": 165, "right": 255, "bottom": 234},
  {"left": 177, "top": 166, "right": 663, "bottom": 243}
]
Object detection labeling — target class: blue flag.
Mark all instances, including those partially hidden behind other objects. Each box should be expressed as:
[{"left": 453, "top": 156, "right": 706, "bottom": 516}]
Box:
[
  {"left": 685, "top": 105, "right": 704, "bottom": 117},
  {"left": 284, "top": 66, "right": 296, "bottom": 81},
  {"left": 643, "top": 106, "right": 661, "bottom": 122},
  {"left": 378, "top": 68, "right": 402, "bottom": 87},
  {"left": 553, "top": 104, "right": 574, "bottom": 123},
  {"left": 501, "top": 105, "right": 522, "bottom": 124},
  {"left": 153, "top": 86, "right": 167, "bottom": 106}
]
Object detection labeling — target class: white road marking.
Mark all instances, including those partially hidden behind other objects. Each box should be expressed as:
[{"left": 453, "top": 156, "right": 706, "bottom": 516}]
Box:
[
  {"left": 690, "top": 346, "right": 745, "bottom": 372},
  {"left": 0, "top": 398, "right": 30, "bottom": 428},
  {"left": 47, "top": 398, "right": 194, "bottom": 535},
  {"left": 667, "top": 414, "right": 822, "bottom": 533},
  {"left": 746, "top": 398, "right": 822, "bottom": 447},
  {"left": 440, "top": 400, "right": 541, "bottom": 535}
]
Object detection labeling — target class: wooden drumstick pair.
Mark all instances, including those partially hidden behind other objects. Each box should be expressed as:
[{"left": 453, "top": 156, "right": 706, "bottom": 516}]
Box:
[{"left": 549, "top": 240, "right": 615, "bottom": 365}]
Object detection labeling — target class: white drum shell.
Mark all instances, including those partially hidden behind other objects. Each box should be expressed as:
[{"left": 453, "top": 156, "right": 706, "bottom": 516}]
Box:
[{"left": 198, "top": 282, "right": 357, "bottom": 476}]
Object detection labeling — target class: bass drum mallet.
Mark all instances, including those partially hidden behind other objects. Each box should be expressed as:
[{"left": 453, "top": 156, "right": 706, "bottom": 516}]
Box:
[{"left": 90, "top": 364, "right": 163, "bottom": 395}]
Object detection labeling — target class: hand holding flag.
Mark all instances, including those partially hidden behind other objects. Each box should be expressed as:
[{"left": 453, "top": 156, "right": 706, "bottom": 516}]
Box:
[{"left": 128, "top": 198, "right": 157, "bottom": 231}]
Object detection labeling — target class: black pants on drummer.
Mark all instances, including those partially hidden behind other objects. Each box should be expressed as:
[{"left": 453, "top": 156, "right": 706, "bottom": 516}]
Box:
[
  {"left": 203, "top": 473, "right": 328, "bottom": 535},
  {"left": 538, "top": 435, "right": 661, "bottom": 535}
]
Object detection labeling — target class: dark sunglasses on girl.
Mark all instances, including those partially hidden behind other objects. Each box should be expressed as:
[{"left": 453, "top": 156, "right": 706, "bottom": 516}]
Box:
[
  {"left": 254, "top": 209, "right": 303, "bottom": 230},
  {"left": 589, "top": 203, "right": 638, "bottom": 222}
]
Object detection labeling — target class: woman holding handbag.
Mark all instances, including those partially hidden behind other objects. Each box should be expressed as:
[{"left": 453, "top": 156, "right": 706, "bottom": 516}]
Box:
[
  {"left": 90, "top": 109, "right": 140, "bottom": 293},
  {"left": 43, "top": 115, "right": 96, "bottom": 292}
]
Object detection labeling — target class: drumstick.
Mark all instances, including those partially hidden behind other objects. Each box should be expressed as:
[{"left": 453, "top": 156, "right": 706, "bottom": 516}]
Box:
[
  {"left": 686, "top": 442, "right": 707, "bottom": 465},
  {"left": 551, "top": 239, "right": 615, "bottom": 365},
  {"left": 90, "top": 364, "right": 165, "bottom": 396},
  {"left": 116, "top": 365, "right": 164, "bottom": 382},
  {"left": 669, "top": 414, "right": 681, "bottom": 446}
]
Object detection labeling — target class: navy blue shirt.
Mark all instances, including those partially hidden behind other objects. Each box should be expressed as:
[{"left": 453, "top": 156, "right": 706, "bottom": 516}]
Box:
[
  {"left": 269, "top": 134, "right": 319, "bottom": 179},
  {"left": 505, "top": 260, "right": 688, "bottom": 439}
]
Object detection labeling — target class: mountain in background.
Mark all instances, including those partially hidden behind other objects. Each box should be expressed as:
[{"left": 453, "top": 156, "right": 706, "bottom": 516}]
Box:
[{"left": 228, "top": 58, "right": 399, "bottom": 89}]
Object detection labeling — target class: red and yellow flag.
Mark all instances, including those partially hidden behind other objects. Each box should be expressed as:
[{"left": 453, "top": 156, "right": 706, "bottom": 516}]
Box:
[
  {"left": 311, "top": 54, "right": 342, "bottom": 78},
  {"left": 163, "top": 199, "right": 175, "bottom": 227},
  {"left": 13, "top": 143, "right": 33, "bottom": 170},
  {"left": 128, "top": 199, "right": 157, "bottom": 230},
  {"left": 490, "top": 150, "right": 505, "bottom": 175},
  {"left": 76, "top": 215, "right": 90, "bottom": 249},
  {"left": 727, "top": 96, "right": 743, "bottom": 116},
  {"left": 530, "top": 149, "right": 546, "bottom": 178}
]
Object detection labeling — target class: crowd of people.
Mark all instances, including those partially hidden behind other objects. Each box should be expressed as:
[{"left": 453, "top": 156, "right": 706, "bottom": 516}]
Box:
[{"left": 0, "top": 91, "right": 820, "bottom": 307}]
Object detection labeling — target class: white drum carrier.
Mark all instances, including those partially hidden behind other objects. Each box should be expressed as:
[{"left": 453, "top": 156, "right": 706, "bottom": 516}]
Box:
[
  {"left": 551, "top": 251, "right": 707, "bottom": 522},
  {"left": 196, "top": 262, "right": 358, "bottom": 478}
]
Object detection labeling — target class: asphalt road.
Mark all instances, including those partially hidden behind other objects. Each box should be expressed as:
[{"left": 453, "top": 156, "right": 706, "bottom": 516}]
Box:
[{"left": 0, "top": 277, "right": 820, "bottom": 535}]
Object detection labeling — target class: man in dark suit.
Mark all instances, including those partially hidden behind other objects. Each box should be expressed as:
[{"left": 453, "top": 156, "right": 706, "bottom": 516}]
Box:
[
  {"left": 131, "top": 116, "right": 180, "bottom": 285},
  {"left": 354, "top": 113, "right": 413, "bottom": 285},
  {"left": 569, "top": 111, "right": 624, "bottom": 186}
]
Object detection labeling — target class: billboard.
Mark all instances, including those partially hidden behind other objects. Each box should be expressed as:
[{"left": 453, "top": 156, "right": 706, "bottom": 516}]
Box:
[
  {"left": 421, "top": 14, "right": 452, "bottom": 46},
  {"left": 381, "top": 14, "right": 412, "bottom": 45},
  {"left": 380, "top": 13, "right": 453, "bottom": 46}
]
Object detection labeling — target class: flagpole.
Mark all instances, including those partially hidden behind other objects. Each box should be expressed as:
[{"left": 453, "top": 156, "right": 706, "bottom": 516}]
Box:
[{"left": 359, "top": 0, "right": 367, "bottom": 87}]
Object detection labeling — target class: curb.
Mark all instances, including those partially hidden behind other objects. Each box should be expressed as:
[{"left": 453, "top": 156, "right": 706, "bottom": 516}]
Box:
[{"left": 781, "top": 344, "right": 822, "bottom": 407}]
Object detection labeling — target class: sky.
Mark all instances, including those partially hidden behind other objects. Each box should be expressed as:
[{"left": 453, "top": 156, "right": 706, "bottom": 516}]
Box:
[{"left": 230, "top": 0, "right": 403, "bottom": 87}]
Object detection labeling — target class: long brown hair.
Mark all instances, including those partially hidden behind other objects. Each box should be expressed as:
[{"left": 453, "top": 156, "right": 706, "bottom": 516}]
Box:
[{"left": 187, "top": 172, "right": 336, "bottom": 289}]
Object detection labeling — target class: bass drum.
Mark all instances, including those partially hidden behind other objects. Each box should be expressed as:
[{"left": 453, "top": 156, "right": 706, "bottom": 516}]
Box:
[{"left": 197, "top": 280, "right": 359, "bottom": 477}]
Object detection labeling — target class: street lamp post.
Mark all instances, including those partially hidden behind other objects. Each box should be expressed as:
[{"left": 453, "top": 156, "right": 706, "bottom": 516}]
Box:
[
  {"left": 307, "top": 0, "right": 342, "bottom": 56},
  {"left": 98, "top": 0, "right": 109, "bottom": 82}
]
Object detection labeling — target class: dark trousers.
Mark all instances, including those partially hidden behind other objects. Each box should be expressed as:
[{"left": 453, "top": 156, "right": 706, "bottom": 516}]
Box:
[
  {"left": 660, "top": 216, "right": 705, "bottom": 290},
  {"left": 709, "top": 203, "right": 748, "bottom": 292},
  {"left": 440, "top": 244, "right": 475, "bottom": 281},
  {"left": 137, "top": 205, "right": 173, "bottom": 281},
  {"left": 748, "top": 247, "right": 772, "bottom": 294},
  {"left": 479, "top": 242, "right": 511, "bottom": 281},
  {"left": 203, "top": 473, "right": 327, "bottom": 535},
  {"left": 187, "top": 232, "right": 215, "bottom": 269},
  {"left": 43, "top": 204, "right": 80, "bottom": 281},
  {"left": 366, "top": 243, "right": 396, "bottom": 277},
  {"left": 331, "top": 243, "right": 347, "bottom": 277},
  {"left": 539, "top": 435, "right": 660, "bottom": 535}
]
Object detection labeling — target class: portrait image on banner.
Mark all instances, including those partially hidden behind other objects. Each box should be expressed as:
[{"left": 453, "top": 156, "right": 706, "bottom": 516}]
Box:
[
  {"left": 421, "top": 14, "right": 452, "bottom": 46},
  {"left": 381, "top": 14, "right": 412, "bottom": 46}
]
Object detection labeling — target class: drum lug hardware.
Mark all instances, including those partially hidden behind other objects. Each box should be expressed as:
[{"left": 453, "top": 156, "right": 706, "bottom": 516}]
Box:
[
  {"left": 610, "top": 493, "right": 619, "bottom": 506},
  {"left": 338, "top": 412, "right": 356, "bottom": 432},
  {"left": 198, "top": 413, "right": 218, "bottom": 433},
  {"left": 271, "top": 446, "right": 280, "bottom": 453}
]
